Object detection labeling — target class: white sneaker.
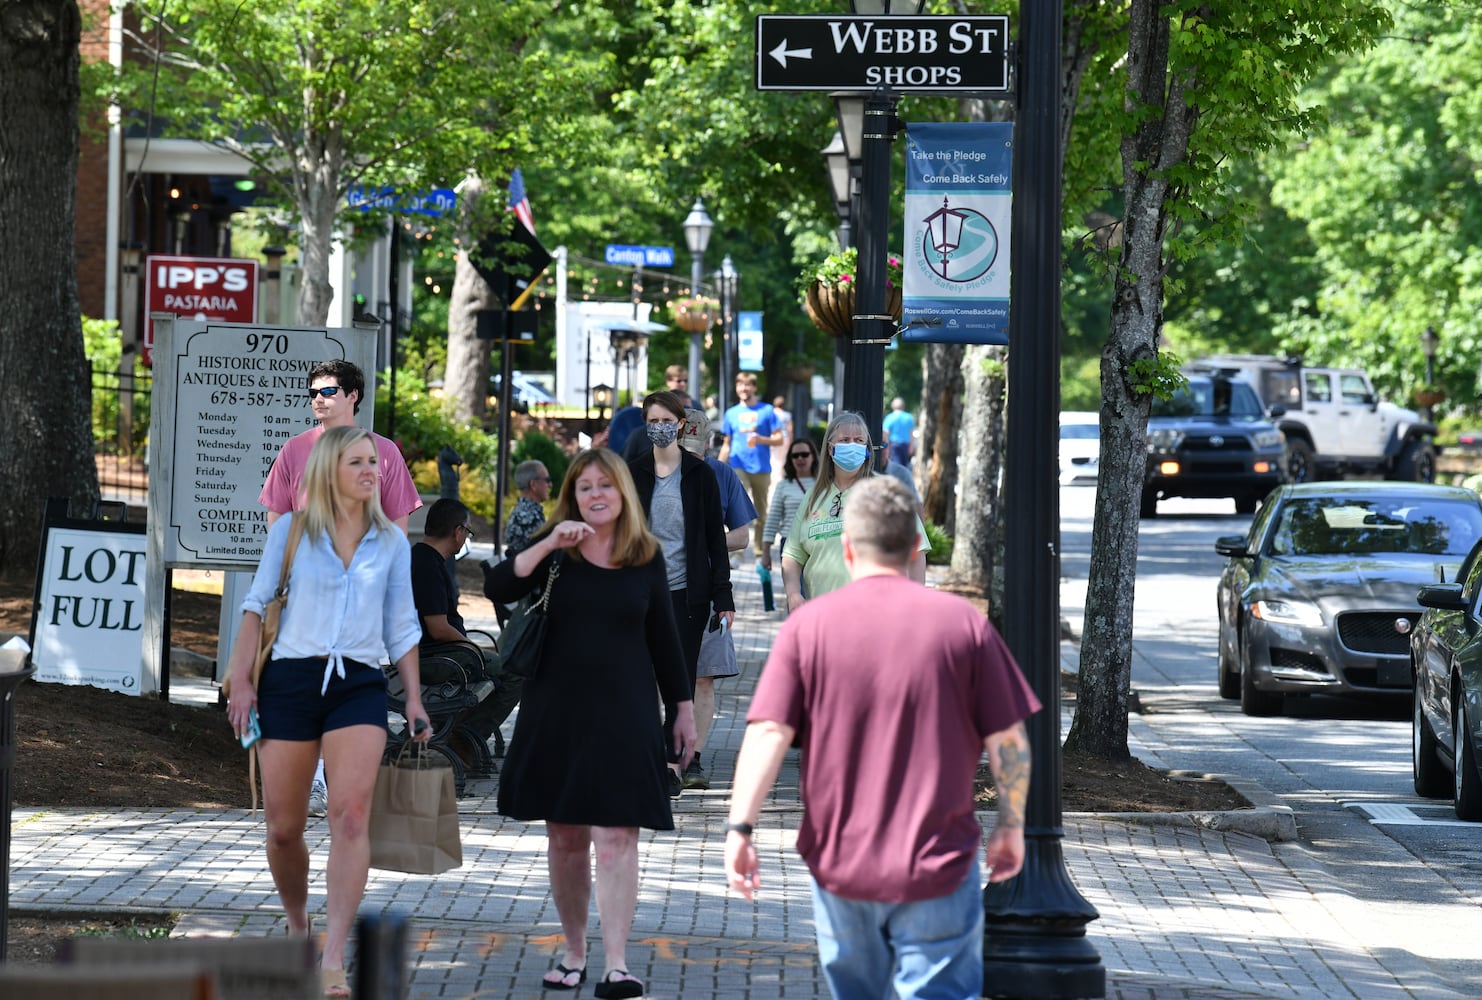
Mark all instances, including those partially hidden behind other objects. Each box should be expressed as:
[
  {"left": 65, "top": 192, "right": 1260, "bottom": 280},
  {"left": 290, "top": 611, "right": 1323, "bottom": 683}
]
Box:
[{"left": 307, "top": 779, "right": 328, "bottom": 817}]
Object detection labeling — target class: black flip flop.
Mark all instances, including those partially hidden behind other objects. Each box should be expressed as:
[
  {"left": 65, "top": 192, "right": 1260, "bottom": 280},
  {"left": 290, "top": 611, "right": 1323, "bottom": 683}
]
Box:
[
  {"left": 593, "top": 969, "right": 644, "bottom": 999},
  {"left": 542, "top": 963, "right": 586, "bottom": 990}
]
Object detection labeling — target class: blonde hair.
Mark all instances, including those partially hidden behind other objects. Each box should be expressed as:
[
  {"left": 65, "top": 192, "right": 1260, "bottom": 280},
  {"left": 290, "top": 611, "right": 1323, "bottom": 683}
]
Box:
[
  {"left": 805, "top": 411, "right": 874, "bottom": 518},
  {"left": 538, "top": 448, "right": 658, "bottom": 567},
  {"left": 299, "top": 425, "right": 395, "bottom": 541}
]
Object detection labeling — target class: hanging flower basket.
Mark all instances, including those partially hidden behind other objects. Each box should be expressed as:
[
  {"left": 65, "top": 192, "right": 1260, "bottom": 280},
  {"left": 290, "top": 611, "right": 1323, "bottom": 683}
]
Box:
[
  {"left": 671, "top": 296, "right": 719, "bottom": 333},
  {"left": 1414, "top": 386, "right": 1445, "bottom": 407},
  {"left": 798, "top": 247, "right": 903, "bottom": 338}
]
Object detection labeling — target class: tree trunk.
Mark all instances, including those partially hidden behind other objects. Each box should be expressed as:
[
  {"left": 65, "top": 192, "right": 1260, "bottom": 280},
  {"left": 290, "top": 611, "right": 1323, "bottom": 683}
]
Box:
[
  {"left": 293, "top": 129, "right": 346, "bottom": 325},
  {"left": 1064, "top": 0, "right": 1196, "bottom": 758},
  {"left": 0, "top": 0, "right": 99, "bottom": 574},
  {"left": 920, "top": 342, "right": 964, "bottom": 529},
  {"left": 948, "top": 346, "right": 1007, "bottom": 625},
  {"left": 444, "top": 175, "right": 496, "bottom": 424}
]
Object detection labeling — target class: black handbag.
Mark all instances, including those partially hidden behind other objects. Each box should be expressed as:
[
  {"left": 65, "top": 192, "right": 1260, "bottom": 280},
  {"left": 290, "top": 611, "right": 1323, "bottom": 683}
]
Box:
[{"left": 496, "top": 553, "right": 561, "bottom": 680}]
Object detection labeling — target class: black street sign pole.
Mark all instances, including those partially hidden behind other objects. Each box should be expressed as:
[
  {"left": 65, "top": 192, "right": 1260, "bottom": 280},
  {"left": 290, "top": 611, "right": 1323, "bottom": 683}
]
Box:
[
  {"left": 840, "top": 88, "right": 897, "bottom": 441},
  {"left": 984, "top": 0, "right": 1105, "bottom": 995}
]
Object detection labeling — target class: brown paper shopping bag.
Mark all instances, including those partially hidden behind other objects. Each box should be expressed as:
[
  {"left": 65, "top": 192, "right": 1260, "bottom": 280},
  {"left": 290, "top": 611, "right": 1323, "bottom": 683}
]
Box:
[{"left": 368, "top": 745, "right": 463, "bottom": 875}]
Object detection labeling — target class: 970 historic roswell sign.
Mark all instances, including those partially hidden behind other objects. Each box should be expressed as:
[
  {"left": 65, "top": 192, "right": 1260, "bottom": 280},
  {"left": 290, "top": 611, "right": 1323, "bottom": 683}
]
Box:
[{"left": 755, "top": 14, "right": 1010, "bottom": 93}]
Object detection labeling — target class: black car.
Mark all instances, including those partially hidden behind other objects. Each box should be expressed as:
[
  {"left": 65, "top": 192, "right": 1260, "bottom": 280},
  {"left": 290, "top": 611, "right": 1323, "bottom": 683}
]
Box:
[
  {"left": 1142, "top": 373, "right": 1286, "bottom": 517},
  {"left": 1411, "top": 538, "right": 1482, "bottom": 819}
]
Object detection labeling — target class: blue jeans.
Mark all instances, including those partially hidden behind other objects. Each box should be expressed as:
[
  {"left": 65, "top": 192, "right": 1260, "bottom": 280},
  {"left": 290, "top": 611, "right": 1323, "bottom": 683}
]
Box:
[{"left": 809, "top": 859, "right": 983, "bottom": 1000}]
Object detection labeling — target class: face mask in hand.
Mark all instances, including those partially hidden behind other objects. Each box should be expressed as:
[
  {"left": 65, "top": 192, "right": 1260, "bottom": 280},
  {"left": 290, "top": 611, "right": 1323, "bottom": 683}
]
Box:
[
  {"left": 832, "top": 443, "right": 869, "bottom": 471},
  {"left": 647, "top": 422, "right": 680, "bottom": 447}
]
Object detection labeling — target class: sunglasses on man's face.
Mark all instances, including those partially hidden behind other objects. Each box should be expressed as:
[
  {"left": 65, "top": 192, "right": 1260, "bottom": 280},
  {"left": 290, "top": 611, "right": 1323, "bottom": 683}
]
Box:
[{"left": 307, "top": 386, "right": 342, "bottom": 400}]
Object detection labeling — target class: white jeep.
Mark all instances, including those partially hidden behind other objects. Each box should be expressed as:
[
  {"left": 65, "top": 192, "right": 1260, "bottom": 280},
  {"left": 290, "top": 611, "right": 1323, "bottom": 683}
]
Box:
[{"left": 1191, "top": 355, "right": 1438, "bottom": 483}]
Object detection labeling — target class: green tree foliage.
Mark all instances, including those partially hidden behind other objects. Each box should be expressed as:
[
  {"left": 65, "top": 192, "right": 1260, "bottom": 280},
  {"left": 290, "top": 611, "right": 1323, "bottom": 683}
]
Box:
[
  {"left": 1255, "top": 1, "right": 1482, "bottom": 406},
  {"left": 108, "top": 0, "right": 590, "bottom": 324}
]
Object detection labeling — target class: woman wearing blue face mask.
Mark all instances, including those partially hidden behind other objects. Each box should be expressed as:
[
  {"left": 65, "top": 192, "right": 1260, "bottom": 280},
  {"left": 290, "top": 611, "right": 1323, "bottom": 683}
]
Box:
[
  {"left": 782, "top": 411, "right": 930, "bottom": 611},
  {"left": 628, "top": 390, "right": 734, "bottom": 797}
]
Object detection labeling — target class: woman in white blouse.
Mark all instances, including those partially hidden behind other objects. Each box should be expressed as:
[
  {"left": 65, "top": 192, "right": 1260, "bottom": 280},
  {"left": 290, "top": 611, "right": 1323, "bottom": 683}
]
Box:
[{"left": 225, "top": 425, "right": 429, "bottom": 999}]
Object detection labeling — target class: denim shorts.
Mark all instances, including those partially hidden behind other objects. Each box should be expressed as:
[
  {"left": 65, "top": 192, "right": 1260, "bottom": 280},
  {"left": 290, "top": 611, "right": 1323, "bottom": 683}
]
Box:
[{"left": 256, "top": 656, "right": 388, "bottom": 742}]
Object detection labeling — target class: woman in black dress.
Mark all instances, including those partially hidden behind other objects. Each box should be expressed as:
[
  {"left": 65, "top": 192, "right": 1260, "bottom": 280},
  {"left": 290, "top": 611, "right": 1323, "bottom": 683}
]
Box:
[{"left": 485, "top": 447, "right": 695, "bottom": 1000}]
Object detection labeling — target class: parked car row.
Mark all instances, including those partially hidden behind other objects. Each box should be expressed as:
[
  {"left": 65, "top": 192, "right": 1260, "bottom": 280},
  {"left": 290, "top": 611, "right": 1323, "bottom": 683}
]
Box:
[{"left": 1209, "top": 479, "right": 1482, "bottom": 821}]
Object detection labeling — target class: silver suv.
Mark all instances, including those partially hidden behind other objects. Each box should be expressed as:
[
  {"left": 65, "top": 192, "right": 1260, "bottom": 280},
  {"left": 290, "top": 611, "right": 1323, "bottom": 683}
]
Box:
[{"left": 1191, "top": 355, "right": 1437, "bottom": 483}]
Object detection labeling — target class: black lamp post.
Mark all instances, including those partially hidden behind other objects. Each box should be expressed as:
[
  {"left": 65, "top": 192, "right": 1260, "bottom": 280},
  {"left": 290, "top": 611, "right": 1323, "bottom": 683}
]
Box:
[
  {"left": 683, "top": 198, "right": 714, "bottom": 394},
  {"left": 984, "top": 0, "right": 1106, "bottom": 994},
  {"left": 715, "top": 256, "right": 739, "bottom": 402},
  {"left": 836, "top": 86, "right": 899, "bottom": 441},
  {"left": 1422, "top": 326, "right": 1439, "bottom": 387}
]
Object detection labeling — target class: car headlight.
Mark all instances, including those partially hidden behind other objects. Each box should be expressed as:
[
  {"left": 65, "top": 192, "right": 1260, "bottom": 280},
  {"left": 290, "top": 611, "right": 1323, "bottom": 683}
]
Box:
[
  {"left": 1148, "top": 428, "right": 1184, "bottom": 452},
  {"left": 1250, "top": 599, "right": 1324, "bottom": 628},
  {"left": 1252, "top": 428, "right": 1284, "bottom": 449}
]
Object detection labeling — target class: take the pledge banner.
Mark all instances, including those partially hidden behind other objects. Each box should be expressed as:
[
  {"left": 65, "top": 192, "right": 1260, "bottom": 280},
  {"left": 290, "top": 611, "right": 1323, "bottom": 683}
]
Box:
[{"left": 901, "top": 121, "right": 1013, "bottom": 345}]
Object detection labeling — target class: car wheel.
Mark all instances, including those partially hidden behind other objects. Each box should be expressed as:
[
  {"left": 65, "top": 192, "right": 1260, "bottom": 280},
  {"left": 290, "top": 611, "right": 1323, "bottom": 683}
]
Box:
[
  {"left": 1455, "top": 703, "right": 1482, "bottom": 821},
  {"left": 1217, "top": 618, "right": 1240, "bottom": 700},
  {"left": 1234, "top": 492, "right": 1260, "bottom": 515},
  {"left": 1239, "top": 638, "right": 1283, "bottom": 716},
  {"left": 1140, "top": 488, "right": 1158, "bottom": 519},
  {"left": 1285, "top": 439, "right": 1316, "bottom": 483},
  {"left": 1393, "top": 440, "right": 1437, "bottom": 483},
  {"left": 1414, "top": 682, "right": 1449, "bottom": 798}
]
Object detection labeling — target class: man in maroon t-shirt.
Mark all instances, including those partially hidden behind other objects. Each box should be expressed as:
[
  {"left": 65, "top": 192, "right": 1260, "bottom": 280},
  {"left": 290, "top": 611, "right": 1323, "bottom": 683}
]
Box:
[{"left": 725, "top": 477, "right": 1040, "bottom": 1000}]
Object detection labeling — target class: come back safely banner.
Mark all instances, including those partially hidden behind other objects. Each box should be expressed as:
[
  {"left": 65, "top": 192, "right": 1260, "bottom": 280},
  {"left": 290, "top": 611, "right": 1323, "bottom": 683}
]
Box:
[{"left": 901, "top": 121, "right": 1012, "bottom": 345}]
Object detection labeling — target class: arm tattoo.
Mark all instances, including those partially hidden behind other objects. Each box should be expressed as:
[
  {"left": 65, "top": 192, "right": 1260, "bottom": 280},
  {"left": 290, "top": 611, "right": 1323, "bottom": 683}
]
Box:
[{"left": 991, "top": 726, "right": 1030, "bottom": 829}]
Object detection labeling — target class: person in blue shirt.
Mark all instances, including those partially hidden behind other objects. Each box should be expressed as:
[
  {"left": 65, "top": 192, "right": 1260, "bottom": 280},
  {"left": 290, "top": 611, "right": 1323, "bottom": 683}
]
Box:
[
  {"left": 225, "top": 425, "right": 429, "bottom": 999},
  {"left": 882, "top": 397, "right": 917, "bottom": 468},
  {"left": 718, "top": 372, "right": 783, "bottom": 561}
]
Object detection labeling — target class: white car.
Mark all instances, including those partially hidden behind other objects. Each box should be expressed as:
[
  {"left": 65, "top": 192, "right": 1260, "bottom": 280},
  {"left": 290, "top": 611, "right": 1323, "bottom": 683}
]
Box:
[{"left": 1060, "top": 411, "right": 1100, "bottom": 485}]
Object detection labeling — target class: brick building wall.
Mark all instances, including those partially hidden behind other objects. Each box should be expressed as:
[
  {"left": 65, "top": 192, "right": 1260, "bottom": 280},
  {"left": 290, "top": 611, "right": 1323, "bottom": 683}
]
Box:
[{"left": 76, "top": 0, "right": 115, "bottom": 321}]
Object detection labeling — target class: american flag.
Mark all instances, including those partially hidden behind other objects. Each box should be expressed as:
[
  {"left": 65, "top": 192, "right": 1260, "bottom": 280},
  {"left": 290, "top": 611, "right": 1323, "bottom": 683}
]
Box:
[{"left": 508, "top": 168, "right": 535, "bottom": 235}]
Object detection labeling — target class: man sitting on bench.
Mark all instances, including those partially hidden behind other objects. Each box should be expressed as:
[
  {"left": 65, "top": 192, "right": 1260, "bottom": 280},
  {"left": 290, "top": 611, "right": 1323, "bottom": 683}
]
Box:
[{"left": 412, "top": 499, "right": 523, "bottom": 761}]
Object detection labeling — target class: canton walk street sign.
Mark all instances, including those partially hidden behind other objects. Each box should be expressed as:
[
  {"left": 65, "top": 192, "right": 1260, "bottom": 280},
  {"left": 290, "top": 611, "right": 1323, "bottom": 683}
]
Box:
[{"left": 755, "top": 14, "right": 1010, "bottom": 94}]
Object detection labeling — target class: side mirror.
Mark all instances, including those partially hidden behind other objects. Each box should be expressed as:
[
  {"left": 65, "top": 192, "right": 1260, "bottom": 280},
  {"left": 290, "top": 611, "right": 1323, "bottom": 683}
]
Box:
[
  {"left": 1214, "top": 535, "right": 1250, "bottom": 557},
  {"left": 1267, "top": 404, "right": 1286, "bottom": 419},
  {"left": 1417, "top": 583, "right": 1467, "bottom": 611}
]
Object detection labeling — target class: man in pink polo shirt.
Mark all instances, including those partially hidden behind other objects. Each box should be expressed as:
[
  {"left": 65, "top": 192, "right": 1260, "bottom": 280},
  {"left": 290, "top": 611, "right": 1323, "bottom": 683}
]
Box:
[
  {"left": 260, "top": 359, "right": 422, "bottom": 531},
  {"left": 259, "top": 359, "right": 422, "bottom": 816}
]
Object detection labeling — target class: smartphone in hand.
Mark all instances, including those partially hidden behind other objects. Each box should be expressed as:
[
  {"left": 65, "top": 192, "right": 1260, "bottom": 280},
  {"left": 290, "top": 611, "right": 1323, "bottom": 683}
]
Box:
[{"left": 240, "top": 707, "right": 262, "bottom": 749}]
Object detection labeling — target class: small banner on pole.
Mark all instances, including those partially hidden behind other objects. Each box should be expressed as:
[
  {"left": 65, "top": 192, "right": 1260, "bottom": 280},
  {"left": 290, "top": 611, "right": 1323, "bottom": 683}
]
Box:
[
  {"left": 900, "top": 122, "right": 1013, "bottom": 345},
  {"left": 738, "top": 312, "right": 764, "bottom": 371}
]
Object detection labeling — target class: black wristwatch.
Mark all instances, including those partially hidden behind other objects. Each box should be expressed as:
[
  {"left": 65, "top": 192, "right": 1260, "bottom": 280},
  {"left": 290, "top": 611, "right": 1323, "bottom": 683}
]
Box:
[{"left": 723, "top": 821, "right": 754, "bottom": 836}]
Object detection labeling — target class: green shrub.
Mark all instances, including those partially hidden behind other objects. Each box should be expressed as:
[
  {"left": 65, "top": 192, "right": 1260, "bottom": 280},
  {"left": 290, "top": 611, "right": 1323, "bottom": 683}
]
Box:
[
  {"left": 84, "top": 316, "right": 151, "bottom": 453},
  {"left": 923, "top": 518, "right": 953, "bottom": 565},
  {"left": 372, "top": 369, "right": 498, "bottom": 471},
  {"left": 512, "top": 429, "right": 570, "bottom": 493}
]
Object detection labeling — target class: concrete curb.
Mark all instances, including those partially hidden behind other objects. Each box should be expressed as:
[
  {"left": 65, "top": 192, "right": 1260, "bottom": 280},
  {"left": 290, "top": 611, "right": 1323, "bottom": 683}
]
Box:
[{"left": 1070, "top": 772, "right": 1299, "bottom": 842}]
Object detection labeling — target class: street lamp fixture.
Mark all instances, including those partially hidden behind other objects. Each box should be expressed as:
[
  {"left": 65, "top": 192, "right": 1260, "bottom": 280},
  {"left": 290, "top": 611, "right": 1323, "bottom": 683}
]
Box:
[
  {"left": 716, "top": 256, "right": 739, "bottom": 395},
  {"left": 682, "top": 198, "right": 715, "bottom": 394},
  {"left": 831, "top": 92, "right": 867, "bottom": 161},
  {"left": 591, "top": 383, "right": 613, "bottom": 427}
]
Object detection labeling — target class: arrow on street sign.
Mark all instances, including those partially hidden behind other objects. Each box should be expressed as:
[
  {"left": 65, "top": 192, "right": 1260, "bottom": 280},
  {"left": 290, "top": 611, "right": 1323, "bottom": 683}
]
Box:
[{"left": 755, "top": 14, "right": 1010, "bottom": 94}]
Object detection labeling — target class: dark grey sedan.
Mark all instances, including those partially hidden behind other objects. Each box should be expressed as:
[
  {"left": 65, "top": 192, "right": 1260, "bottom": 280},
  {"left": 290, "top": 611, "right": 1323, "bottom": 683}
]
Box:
[{"left": 1214, "top": 481, "right": 1482, "bottom": 716}]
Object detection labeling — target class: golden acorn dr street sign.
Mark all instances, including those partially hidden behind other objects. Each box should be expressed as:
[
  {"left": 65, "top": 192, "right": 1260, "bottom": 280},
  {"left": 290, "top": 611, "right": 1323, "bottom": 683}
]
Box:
[{"left": 754, "top": 15, "right": 1010, "bottom": 94}]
